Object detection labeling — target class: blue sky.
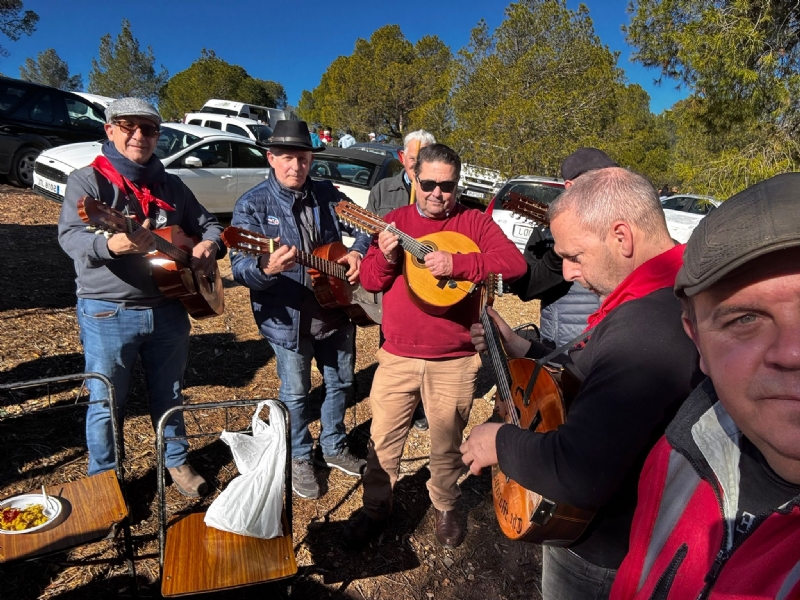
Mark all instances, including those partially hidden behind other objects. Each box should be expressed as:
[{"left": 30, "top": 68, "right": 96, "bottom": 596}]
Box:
[{"left": 2, "top": 0, "right": 686, "bottom": 114}]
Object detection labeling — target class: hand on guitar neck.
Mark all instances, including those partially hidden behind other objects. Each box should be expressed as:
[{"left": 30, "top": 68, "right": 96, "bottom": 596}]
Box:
[
  {"left": 469, "top": 307, "right": 531, "bottom": 359},
  {"left": 106, "top": 218, "right": 219, "bottom": 276},
  {"left": 378, "top": 224, "right": 453, "bottom": 277},
  {"left": 259, "top": 236, "right": 362, "bottom": 284}
]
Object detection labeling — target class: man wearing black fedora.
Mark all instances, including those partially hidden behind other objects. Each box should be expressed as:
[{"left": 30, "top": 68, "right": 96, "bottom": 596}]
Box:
[{"left": 230, "top": 120, "right": 372, "bottom": 499}]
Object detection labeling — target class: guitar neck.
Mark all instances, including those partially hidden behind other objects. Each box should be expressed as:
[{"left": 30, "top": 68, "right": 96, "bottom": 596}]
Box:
[
  {"left": 385, "top": 224, "right": 431, "bottom": 261},
  {"left": 481, "top": 308, "right": 516, "bottom": 409},
  {"left": 296, "top": 249, "right": 349, "bottom": 281},
  {"left": 125, "top": 217, "right": 192, "bottom": 265}
]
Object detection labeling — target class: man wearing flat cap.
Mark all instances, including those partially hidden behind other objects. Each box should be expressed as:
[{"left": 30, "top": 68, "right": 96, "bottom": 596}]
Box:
[
  {"left": 611, "top": 173, "right": 800, "bottom": 599},
  {"left": 58, "top": 98, "right": 225, "bottom": 498},
  {"left": 230, "top": 120, "right": 371, "bottom": 500},
  {"left": 510, "top": 148, "right": 614, "bottom": 348},
  {"left": 463, "top": 167, "right": 703, "bottom": 599}
]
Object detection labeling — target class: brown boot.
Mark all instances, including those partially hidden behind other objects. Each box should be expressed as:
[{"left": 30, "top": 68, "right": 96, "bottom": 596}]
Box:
[
  {"left": 434, "top": 508, "right": 464, "bottom": 549},
  {"left": 168, "top": 465, "right": 208, "bottom": 498}
]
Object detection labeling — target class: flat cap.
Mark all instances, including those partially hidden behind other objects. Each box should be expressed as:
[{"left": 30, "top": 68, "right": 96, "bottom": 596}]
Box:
[
  {"left": 105, "top": 98, "right": 162, "bottom": 125},
  {"left": 675, "top": 172, "right": 800, "bottom": 297},
  {"left": 561, "top": 147, "right": 618, "bottom": 181}
]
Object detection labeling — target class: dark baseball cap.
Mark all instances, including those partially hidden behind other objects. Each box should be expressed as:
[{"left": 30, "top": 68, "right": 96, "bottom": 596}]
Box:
[
  {"left": 560, "top": 148, "right": 619, "bottom": 181},
  {"left": 675, "top": 172, "right": 800, "bottom": 297}
]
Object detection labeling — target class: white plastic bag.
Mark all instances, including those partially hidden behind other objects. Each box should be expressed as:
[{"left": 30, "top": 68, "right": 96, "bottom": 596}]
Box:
[{"left": 204, "top": 400, "right": 286, "bottom": 539}]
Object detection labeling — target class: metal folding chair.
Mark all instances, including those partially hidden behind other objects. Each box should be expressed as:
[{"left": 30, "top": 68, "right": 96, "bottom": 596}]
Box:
[
  {"left": 156, "top": 399, "right": 297, "bottom": 597},
  {"left": 0, "top": 373, "right": 136, "bottom": 585}
]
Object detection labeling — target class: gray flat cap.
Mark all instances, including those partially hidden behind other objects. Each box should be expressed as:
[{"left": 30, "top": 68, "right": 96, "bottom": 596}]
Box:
[
  {"left": 675, "top": 172, "right": 800, "bottom": 297},
  {"left": 105, "top": 98, "right": 162, "bottom": 125}
]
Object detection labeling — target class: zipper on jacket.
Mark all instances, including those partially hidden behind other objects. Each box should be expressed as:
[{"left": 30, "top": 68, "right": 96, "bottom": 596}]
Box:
[
  {"left": 648, "top": 543, "right": 688, "bottom": 600},
  {"left": 695, "top": 513, "right": 769, "bottom": 600}
]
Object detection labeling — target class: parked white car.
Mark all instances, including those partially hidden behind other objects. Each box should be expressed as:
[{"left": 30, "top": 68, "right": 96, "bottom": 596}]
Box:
[
  {"left": 184, "top": 113, "right": 273, "bottom": 145},
  {"left": 661, "top": 194, "right": 720, "bottom": 243},
  {"left": 459, "top": 164, "right": 505, "bottom": 205},
  {"left": 32, "top": 123, "right": 270, "bottom": 214}
]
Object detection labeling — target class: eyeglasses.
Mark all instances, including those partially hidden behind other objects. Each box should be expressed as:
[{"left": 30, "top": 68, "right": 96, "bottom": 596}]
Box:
[
  {"left": 416, "top": 178, "right": 458, "bottom": 193},
  {"left": 113, "top": 120, "right": 160, "bottom": 138}
]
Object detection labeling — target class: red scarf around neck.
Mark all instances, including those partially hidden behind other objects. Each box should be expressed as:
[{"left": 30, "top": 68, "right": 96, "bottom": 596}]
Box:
[
  {"left": 585, "top": 243, "right": 686, "bottom": 330},
  {"left": 91, "top": 155, "right": 174, "bottom": 219}
]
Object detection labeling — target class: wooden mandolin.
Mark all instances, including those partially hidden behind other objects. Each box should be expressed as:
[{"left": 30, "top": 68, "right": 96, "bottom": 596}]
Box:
[
  {"left": 76, "top": 196, "right": 224, "bottom": 319},
  {"left": 221, "top": 226, "right": 381, "bottom": 326},
  {"left": 334, "top": 202, "right": 480, "bottom": 314},
  {"left": 479, "top": 276, "right": 594, "bottom": 545}
]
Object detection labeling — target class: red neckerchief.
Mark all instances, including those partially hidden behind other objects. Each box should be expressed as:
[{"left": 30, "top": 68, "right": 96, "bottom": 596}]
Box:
[
  {"left": 91, "top": 155, "right": 174, "bottom": 219},
  {"left": 584, "top": 243, "right": 686, "bottom": 331}
]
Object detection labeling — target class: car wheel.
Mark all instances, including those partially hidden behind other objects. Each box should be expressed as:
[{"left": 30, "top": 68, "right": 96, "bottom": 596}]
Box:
[{"left": 8, "top": 147, "right": 41, "bottom": 187}]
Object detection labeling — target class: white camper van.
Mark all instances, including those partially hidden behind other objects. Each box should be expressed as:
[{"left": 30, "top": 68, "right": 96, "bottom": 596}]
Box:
[
  {"left": 198, "top": 99, "right": 294, "bottom": 128},
  {"left": 184, "top": 113, "right": 272, "bottom": 144}
]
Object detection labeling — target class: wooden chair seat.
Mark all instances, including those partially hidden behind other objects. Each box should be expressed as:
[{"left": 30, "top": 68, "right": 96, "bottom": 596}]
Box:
[
  {"left": 161, "top": 511, "right": 297, "bottom": 597},
  {"left": 0, "top": 469, "right": 127, "bottom": 563}
]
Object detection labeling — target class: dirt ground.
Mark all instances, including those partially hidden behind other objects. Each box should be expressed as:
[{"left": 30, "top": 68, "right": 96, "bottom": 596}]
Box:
[{"left": 0, "top": 185, "right": 544, "bottom": 600}]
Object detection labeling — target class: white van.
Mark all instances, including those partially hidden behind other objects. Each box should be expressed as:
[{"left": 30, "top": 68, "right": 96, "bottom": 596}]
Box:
[
  {"left": 199, "top": 99, "right": 294, "bottom": 128},
  {"left": 184, "top": 112, "right": 273, "bottom": 145}
]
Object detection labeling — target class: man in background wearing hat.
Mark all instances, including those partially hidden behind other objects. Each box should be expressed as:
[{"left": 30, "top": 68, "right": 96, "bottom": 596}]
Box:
[
  {"left": 462, "top": 167, "right": 703, "bottom": 599},
  {"left": 58, "top": 98, "right": 225, "bottom": 497},
  {"left": 611, "top": 173, "right": 800, "bottom": 599},
  {"left": 510, "top": 148, "right": 612, "bottom": 348},
  {"left": 230, "top": 120, "right": 371, "bottom": 500}
]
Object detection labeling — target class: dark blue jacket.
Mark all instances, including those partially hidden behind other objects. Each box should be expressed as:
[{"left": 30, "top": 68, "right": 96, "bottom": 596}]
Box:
[{"left": 230, "top": 175, "right": 371, "bottom": 351}]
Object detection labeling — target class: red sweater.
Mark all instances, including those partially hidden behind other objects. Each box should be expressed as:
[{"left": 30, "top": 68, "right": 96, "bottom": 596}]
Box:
[{"left": 360, "top": 203, "right": 527, "bottom": 359}]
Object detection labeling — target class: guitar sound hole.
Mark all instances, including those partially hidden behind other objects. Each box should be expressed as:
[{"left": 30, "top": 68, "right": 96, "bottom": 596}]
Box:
[{"left": 412, "top": 243, "right": 437, "bottom": 268}]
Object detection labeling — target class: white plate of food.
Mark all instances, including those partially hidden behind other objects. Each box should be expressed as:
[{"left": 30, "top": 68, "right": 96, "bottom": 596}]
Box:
[{"left": 0, "top": 493, "right": 62, "bottom": 534}]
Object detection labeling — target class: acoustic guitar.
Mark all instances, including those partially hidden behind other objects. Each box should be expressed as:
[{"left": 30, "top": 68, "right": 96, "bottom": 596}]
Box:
[
  {"left": 334, "top": 202, "right": 480, "bottom": 314},
  {"left": 221, "top": 226, "right": 381, "bottom": 327},
  {"left": 504, "top": 192, "right": 550, "bottom": 227},
  {"left": 479, "top": 276, "right": 594, "bottom": 545},
  {"left": 77, "top": 196, "right": 224, "bottom": 319}
]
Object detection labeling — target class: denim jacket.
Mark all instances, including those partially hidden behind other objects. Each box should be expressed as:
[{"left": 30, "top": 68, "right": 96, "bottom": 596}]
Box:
[{"left": 230, "top": 175, "right": 371, "bottom": 351}]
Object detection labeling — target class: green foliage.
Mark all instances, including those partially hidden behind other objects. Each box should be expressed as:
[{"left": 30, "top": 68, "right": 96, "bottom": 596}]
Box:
[
  {"left": 0, "top": 0, "right": 37, "bottom": 57},
  {"left": 19, "top": 48, "right": 82, "bottom": 90},
  {"left": 298, "top": 25, "right": 453, "bottom": 140},
  {"left": 159, "top": 49, "right": 287, "bottom": 121},
  {"left": 448, "top": 0, "right": 629, "bottom": 177},
  {"left": 88, "top": 18, "right": 168, "bottom": 104}
]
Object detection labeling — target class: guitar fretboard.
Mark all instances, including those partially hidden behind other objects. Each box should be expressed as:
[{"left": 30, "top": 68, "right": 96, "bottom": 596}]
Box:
[
  {"left": 125, "top": 216, "right": 192, "bottom": 265},
  {"left": 264, "top": 239, "right": 349, "bottom": 281}
]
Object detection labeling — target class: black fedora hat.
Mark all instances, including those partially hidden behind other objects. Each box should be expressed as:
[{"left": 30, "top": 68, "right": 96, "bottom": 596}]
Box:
[{"left": 264, "top": 120, "right": 325, "bottom": 152}]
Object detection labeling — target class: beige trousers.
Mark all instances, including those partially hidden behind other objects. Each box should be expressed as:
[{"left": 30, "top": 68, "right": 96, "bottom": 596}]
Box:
[{"left": 361, "top": 348, "right": 481, "bottom": 519}]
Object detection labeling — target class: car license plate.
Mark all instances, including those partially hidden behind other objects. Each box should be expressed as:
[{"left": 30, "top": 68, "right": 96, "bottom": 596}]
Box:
[
  {"left": 34, "top": 174, "right": 62, "bottom": 196},
  {"left": 513, "top": 224, "right": 533, "bottom": 240},
  {"left": 463, "top": 189, "right": 486, "bottom": 199}
]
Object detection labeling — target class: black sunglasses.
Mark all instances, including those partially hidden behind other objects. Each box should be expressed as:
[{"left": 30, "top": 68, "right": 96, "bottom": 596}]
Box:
[
  {"left": 113, "top": 120, "right": 160, "bottom": 138},
  {"left": 416, "top": 177, "right": 458, "bottom": 193}
]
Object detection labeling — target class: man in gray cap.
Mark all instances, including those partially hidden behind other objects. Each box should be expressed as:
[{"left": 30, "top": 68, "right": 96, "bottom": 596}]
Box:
[
  {"left": 58, "top": 98, "right": 225, "bottom": 497},
  {"left": 611, "top": 173, "right": 800, "bottom": 599},
  {"left": 230, "top": 120, "right": 371, "bottom": 500}
]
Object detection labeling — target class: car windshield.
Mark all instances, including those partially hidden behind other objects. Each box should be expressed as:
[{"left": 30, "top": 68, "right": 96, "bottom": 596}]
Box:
[
  {"left": 311, "top": 156, "right": 376, "bottom": 187},
  {"left": 154, "top": 127, "right": 202, "bottom": 160},
  {"left": 495, "top": 181, "right": 563, "bottom": 208},
  {"left": 247, "top": 124, "right": 273, "bottom": 144}
]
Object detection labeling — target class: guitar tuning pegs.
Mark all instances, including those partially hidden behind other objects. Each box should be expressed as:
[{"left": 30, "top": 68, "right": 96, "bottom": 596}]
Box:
[
  {"left": 86, "top": 226, "right": 96, "bottom": 232},
  {"left": 103, "top": 231, "right": 112, "bottom": 239}
]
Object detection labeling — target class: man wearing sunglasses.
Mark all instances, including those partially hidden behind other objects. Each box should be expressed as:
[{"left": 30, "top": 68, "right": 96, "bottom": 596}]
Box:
[
  {"left": 58, "top": 98, "right": 225, "bottom": 498},
  {"left": 343, "top": 143, "right": 527, "bottom": 550}
]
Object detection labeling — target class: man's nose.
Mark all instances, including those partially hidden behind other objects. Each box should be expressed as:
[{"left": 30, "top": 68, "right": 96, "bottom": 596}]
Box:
[
  {"left": 766, "top": 321, "right": 800, "bottom": 370},
  {"left": 562, "top": 261, "right": 580, "bottom": 282}
]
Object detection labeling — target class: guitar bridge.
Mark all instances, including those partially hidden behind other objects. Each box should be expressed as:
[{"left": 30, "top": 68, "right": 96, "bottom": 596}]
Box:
[{"left": 531, "top": 498, "right": 557, "bottom": 526}]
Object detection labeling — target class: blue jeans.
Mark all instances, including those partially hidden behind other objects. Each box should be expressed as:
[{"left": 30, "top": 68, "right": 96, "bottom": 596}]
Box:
[
  {"left": 77, "top": 298, "right": 190, "bottom": 476},
  {"left": 269, "top": 323, "right": 354, "bottom": 460},
  {"left": 541, "top": 546, "right": 616, "bottom": 600}
]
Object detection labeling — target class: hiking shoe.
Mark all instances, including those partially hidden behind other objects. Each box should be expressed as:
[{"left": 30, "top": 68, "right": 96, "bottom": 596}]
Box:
[
  {"left": 291, "top": 459, "right": 320, "bottom": 499},
  {"left": 413, "top": 417, "right": 429, "bottom": 431},
  {"left": 343, "top": 510, "right": 387, "bottom": 550},
  {"left": 314, "top": 447, "right": 366, "bottom": 477},
  {"left": 168, "top": 465, "right": 208, "bottom": 498}
]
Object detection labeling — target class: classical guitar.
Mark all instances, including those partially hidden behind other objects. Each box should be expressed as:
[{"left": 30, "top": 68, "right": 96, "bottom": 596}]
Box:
[
  {"left": 334, "top": 202, "right": 480, "bottom": 314},
  {"left": 220, "top": 226, "right": 381, "bottom": 327},
  {"left": 479, "top": 276, "right": 594, "bottom": 545},
  {"left": 504, "top": 193, "right": 550, "bottom": 227},
  {"left": 77, "top": 196, "right": 224, "bottom": 319}
]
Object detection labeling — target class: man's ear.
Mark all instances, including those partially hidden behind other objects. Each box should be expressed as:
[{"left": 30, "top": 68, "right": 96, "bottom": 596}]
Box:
[
  {"left": 104, "top": 123, "right": 115, "bottom": 141},
  {"left": 611, "top": 221, "right": 634, "bottom": 259},
  {"left": 397, "top": 149, "right": 405, "bottom": 166},
  {"left": 682, "top": 311, "right": 709, "bottom": 375}
]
